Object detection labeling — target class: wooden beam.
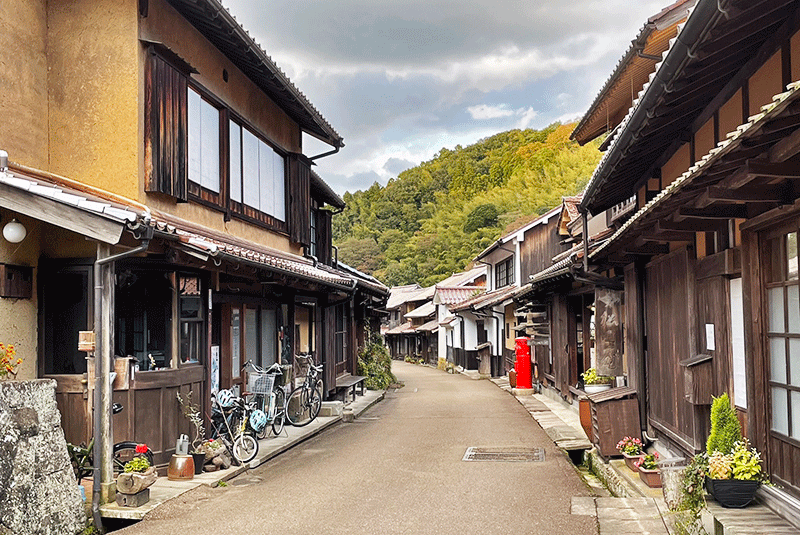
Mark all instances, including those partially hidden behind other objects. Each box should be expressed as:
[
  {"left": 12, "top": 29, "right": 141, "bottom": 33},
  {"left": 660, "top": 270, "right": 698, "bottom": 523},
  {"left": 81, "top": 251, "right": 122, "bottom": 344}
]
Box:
[
  {"left": 704, "top": 183, "right": 792, "bottom": 204},
  {"left": 715, "top": 160, "right": 800, "bottom": 190},
  {"left": 656, "top": 219, "right": 723, "bottom": 233},
  {"left": 769, "top": 126, "right": 800, "bottom": 162},
  {"left": 622, "top": 244, "right": 670, "bottom": 256},
  {"left": 676, "top": 205, "right": 748, "bottom": 220}
]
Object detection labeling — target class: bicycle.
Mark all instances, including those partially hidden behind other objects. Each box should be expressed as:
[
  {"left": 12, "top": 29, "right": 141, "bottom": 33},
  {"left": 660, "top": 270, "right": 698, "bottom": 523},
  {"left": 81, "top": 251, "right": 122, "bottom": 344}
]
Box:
[
  {"left": 209, "top": 389, "right": 259, "bottom": 464},
  {"left": 242, "top": 361, "right": 286, "bottom": 439},
  {"left": 285, "top": 353, "right": 323, "bottom": 427},
  {"left": 66, "top": 403, "right": 154, "bottom": 481}
]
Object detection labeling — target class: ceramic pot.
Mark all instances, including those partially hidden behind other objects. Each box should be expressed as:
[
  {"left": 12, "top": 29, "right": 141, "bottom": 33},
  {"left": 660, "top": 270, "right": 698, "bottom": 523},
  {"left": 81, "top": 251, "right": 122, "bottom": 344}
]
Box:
[
  {"left": 167, "top": 454, "right": 194, "bottom": 480},
  {"left": 622, "top": 452, "right": 644, "bottom": 472},
  {"left": 706, "top": 478, "right": 760, "bottom": 508},
  {"left": 638, "top": 467, "right": 662, "bottom": 488},
  {"left": 584, "top": 383, "right": 612, "bottom": 394}
]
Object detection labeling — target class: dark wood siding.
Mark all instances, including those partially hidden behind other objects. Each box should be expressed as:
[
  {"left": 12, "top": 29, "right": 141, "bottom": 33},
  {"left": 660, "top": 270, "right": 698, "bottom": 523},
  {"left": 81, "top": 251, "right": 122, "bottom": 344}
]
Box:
[
  {"left": 624, "top": 263, "right": 647, "bottom": 428},
  {"left": 288, "top": 154, "right": 311, "bottom": 247},
  {"left": 551, "top": 293, "right": 570, "bottom": 396},
  {"left": 520, "top": 218, "right": 569, "bottom": 281},
  {"left": 645, "top": 247, "right": 698, "bottom": 452},
  {"left": 145, "top": 48, "right": 187, "bottom": 201},
  {"left": 317, "top": 210, "right": 332, "bottom": 266}
]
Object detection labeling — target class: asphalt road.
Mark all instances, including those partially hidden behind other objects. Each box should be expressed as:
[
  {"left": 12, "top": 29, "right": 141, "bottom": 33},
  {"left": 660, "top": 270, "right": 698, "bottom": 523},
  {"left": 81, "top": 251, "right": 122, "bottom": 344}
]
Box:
[{"left": 115, "top": 361, "right": 598, "bottom": 535}]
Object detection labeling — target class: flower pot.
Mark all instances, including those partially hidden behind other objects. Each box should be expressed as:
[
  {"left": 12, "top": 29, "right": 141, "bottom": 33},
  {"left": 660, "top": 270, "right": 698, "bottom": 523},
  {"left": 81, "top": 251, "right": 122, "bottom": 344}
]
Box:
[
  {"left": 584, "top": 383, "right": 612, "bottom": 394},
  {"left": 638, "top": 467, "right": 662, "bottom": 488},
  {"left": 192, "top": 452, "right": 205, "bottom": 475},
  {"left": 706, "top": 478, "right": 760, "bottom": 508},
  {"left": 167, "top": 454, "right": 194, "bottom": 480},
  {"left": 622, "top": 452, "right": 644, "bottom": 472}
]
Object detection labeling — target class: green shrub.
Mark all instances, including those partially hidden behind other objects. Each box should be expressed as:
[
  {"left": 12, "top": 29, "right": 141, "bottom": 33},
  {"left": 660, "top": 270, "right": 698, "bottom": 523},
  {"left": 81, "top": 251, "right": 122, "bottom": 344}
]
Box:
[
  {"left": 358, "top": 328, "right": 396, "bottom": 390},
  {"left": 706, "top": 393, "right": 742, "bottom": 455}
]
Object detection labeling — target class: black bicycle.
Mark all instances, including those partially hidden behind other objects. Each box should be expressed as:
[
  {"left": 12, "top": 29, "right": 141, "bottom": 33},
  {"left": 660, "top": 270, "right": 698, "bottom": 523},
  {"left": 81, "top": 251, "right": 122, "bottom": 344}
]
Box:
[
  {"left": 66, "top": 403, "right": 154, "bottom": 480},
  {"left": 285, "top": 354, "right": 323, "bottom": 427}
]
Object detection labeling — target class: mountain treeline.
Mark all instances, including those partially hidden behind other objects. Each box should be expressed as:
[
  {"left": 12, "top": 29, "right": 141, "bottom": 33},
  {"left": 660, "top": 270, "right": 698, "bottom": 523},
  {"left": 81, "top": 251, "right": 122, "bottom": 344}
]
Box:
[{"left": 333, "top": 123, "right": 602, "bottom": 287}]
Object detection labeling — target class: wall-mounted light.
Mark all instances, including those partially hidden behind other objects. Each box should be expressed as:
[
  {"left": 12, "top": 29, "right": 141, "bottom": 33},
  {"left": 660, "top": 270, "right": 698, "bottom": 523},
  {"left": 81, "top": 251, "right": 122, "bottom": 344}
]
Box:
[{"left": 3, "top": 219, "right": 26, "bottom": 244}]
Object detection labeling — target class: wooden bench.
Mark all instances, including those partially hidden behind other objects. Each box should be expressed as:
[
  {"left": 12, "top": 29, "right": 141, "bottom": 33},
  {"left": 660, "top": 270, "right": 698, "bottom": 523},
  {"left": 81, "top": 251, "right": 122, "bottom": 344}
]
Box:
[{"left": 335, "top": 374, "right": 367, "bottom": 403}]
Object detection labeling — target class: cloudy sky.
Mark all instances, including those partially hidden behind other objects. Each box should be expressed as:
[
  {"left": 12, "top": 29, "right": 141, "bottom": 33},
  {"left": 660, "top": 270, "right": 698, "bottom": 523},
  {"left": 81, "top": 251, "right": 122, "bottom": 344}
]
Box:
[{"left": 224, "top": 0, "right": 676, "bottom": 195}]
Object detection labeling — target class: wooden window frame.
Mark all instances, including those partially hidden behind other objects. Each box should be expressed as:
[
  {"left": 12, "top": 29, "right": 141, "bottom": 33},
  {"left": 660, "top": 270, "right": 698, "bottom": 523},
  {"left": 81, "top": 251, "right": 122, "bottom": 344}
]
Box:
[
  {"left": 186, "top": 81, "right": 226, "bottom": 212},
  {"left": 228, "top": 112, "right": 289, "bottom": 234}
]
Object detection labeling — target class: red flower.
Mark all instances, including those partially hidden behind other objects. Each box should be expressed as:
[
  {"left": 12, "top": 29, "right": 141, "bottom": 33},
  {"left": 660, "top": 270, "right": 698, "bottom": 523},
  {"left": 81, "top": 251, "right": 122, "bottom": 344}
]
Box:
[{"left": 135, "top": 444, "right": 148, "bottom": 454}]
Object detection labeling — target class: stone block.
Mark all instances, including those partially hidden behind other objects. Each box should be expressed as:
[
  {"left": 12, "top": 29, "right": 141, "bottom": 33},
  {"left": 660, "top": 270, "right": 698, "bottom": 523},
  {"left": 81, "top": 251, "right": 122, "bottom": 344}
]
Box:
[
  {"left": 116, "top": 488, "right": 150, "bottom": 507},
  {"left": 0, "top": 380, "right": 85, "bottom": 534},
  {"left": 319, "top": 401, "right": 343, "bottom": 417}
]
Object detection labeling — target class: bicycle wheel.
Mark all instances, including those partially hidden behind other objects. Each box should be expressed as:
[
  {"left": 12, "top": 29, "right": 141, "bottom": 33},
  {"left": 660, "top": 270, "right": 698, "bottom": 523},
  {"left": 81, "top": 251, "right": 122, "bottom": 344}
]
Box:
[
  {"left": 286, "top": 385, "right": 321, "bottom": 427},
  {"left": 271, "top": 387, "right": 286, "bottom": 436},
  {"left": 232, "top": 433, "right": 258, "bottom": 464},
  {"left": 113, "top": 441, "right": 154, "bottom": 474},
  {"left": 254, "top": 394, "right": 269, "bottom": 440}
]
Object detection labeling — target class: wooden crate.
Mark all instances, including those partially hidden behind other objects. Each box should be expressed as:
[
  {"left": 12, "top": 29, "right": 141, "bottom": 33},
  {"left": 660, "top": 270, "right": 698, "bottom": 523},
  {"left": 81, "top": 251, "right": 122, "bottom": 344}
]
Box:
[{"left": 589, "top": 387, "right": 641, "bottom": 459}]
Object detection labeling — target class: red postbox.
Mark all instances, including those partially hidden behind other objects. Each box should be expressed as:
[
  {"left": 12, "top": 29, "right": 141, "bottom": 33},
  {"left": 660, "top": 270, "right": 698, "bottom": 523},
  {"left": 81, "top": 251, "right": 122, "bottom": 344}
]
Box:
[{"left": 514, "top": 337, "right": 532, "bottom": 389}]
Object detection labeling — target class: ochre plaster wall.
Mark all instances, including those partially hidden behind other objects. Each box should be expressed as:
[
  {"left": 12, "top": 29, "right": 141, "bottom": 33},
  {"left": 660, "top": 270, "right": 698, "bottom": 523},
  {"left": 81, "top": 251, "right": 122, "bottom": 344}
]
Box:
[
  {"left": 0, "top": 215, "right": 41, "bottom": 382},
  {"left": 46, "top": 0, "right": 140, "bottom": 200},
  {"left": 748, "top": 51, "right": 782, "bottom": 117},
  {"left": 0, "top": 0, "right": 49, "bottom": 169},
  {"left": 694, "top": 117, "right": 715, "bottom": 161},
  {"left": 718, "top": 89, "right": 743, "bottom": 142},
  {"left": 661, "top": 143, "right": 690, "bottom": 187},
  {"left": 139, "top": 0, "right": 302, "bottom": 253}
]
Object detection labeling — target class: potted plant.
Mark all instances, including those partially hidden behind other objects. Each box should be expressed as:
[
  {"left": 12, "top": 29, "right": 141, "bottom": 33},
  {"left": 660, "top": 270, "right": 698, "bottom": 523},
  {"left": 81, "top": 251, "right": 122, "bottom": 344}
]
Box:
[
  {"left": 116, "top": 444, "right": 157, "bottom": 497},
  {"left": 703, "top": 393, "right": 764, "bottom": 508},
  {"left": 177, "top": 390, "right": 206, "bottom": 474},
  {"left": 616, "top": 436, "right": 644, "bottom": 471},
  {"left": 581, "top": 368, "right": 613, "bottom": 394},
  {"left": 0, "top": 342, "right": 23, "bottom": 380},
  {"left": 636, "top": 452, "right": 661, "bottom": 487}
]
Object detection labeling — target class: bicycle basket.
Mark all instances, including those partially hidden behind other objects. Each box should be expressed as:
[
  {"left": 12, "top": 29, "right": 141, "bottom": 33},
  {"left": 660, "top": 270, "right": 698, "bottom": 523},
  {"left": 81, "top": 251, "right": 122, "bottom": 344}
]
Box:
[{"left": 248, "top": 372, "right": 274, "bottom": 394}]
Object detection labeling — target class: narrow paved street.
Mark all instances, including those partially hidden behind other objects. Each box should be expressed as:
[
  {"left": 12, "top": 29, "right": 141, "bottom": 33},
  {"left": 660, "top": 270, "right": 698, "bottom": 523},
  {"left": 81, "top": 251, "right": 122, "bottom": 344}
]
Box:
[{"left": 116, "top": 361, "right": 597, "bottom": 534}]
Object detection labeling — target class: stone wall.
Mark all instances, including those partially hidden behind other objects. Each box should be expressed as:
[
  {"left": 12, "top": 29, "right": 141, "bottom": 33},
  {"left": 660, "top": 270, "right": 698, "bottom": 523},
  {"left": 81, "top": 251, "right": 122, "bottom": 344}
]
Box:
[{"left": 0, "top": 379, "right": 85, "bottom": 535}]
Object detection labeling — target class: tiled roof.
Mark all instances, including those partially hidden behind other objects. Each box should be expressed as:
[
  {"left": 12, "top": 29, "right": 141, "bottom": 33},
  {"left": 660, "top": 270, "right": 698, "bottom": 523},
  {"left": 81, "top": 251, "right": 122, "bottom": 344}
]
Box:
[
  {"left": 415, "top": 318, "right": 440, "bottom": 333},
  {"left": 435, "top": 267, "right": 486, "bottom": 288},
  {"left": 150, "top": 214, "right": 355, "bottom": 290},
  {"left": 451, "top": 285, "right": 518, "bottom": 312},
  {"left": 405, "top": 301, "right": 436, "bottom": 319},
  {"left": 562, "top": 195, "right": 582, "bottom": 222},
  {"left": 337, "top": 261, "right": 389, "bottom": 296},
  {"left": 385, "top": 321, "right": 415, "bottom": 335},
  {"left": 592, "top": 79, "right": 800, "bottom": 259},
  {"left": 435, "top": 286, "right": 484, "bottom": 306},
  {"left": 571, "top": 0, "right": 695, "bottom": 144},
  {"left": 386, "top": 284, "right": 424, "bottom": 309},
  {"left": 165, "top": 0, "right": 342, "bottom": 148}
]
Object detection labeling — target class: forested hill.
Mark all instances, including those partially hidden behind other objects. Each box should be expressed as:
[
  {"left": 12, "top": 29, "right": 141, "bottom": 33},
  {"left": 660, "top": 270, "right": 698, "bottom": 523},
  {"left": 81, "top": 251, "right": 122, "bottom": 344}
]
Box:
[{"left": 332, "top": 123, "right": 602, "bottom": 287}]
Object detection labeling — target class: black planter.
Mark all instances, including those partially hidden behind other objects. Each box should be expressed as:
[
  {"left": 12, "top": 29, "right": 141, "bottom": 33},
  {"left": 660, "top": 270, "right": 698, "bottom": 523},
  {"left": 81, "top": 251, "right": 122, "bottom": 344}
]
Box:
[
  {"left": 706, "top": 478, "right": 760, "bottom": 508},
  {"left": 191, "top": 452, "right": 205, "bottom": 475}
]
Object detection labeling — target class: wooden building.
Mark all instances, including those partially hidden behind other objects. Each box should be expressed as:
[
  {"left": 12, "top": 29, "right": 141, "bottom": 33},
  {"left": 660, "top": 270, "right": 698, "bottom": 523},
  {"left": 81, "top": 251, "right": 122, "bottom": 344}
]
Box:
[
  {"left": 570, "top": 0, "right": 800, "bottom": 520},
  {"left": 0, "top": 0, "right": 387, "bottom": 500}
]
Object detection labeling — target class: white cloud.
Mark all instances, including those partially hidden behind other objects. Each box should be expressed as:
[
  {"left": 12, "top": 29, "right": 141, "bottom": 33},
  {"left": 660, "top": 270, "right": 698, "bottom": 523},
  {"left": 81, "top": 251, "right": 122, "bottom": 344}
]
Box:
[
  {"left": 515, "top": 107, "right": 539, "bottom": 129},
  {"left": 467, "top": 104, "right": 515, "bottom": 120}
]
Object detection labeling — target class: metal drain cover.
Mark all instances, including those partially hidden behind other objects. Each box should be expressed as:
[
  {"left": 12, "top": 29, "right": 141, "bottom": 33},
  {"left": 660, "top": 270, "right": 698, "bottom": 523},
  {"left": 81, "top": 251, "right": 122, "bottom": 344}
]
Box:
[{"left": 462, "top": 447, "right": 545, "bottom": 462}]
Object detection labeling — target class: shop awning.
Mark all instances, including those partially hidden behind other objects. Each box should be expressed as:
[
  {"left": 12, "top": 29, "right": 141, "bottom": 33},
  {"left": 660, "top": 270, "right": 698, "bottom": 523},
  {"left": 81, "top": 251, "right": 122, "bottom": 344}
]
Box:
[{"left": 0, "top": 168, "right": 142, "bottom": 244}]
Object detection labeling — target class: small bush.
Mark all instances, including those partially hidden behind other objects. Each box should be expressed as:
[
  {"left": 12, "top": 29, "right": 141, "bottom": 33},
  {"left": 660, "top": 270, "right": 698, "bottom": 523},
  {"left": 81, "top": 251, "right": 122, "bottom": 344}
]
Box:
[
  {"left": 706, "top": 393, "right": 742, "bottom": 455},
  {"left": 358, "top": 328, "right": 396, "bottom": 390}
]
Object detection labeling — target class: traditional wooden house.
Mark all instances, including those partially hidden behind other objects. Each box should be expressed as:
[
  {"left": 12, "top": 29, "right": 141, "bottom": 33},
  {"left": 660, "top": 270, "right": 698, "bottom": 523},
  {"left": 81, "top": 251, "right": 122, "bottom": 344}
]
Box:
[
  {"left": 0, "top": 0, "right": 386, "bottom": 503},
  {"left": 576, "top": 0, "right": 800, "bottom": 519}
]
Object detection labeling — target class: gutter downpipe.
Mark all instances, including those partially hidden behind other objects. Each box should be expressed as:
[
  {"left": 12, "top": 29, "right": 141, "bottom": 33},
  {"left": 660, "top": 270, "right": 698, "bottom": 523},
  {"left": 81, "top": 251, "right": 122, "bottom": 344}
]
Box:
[
  {"left": 581, "top": 210, "right": 589, "bottom": 272},
  {"left": 579, "top": 0, "right": 727, "bottom": 215},
  {"left": 92, "top": 223, "right": 153, "bottom": 533},
  {"left": 309, "top": 145, "right": 340, "bottom": 161}
]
